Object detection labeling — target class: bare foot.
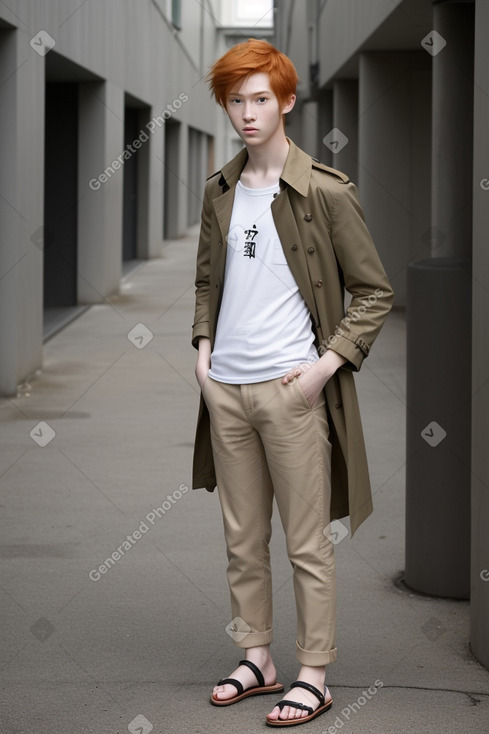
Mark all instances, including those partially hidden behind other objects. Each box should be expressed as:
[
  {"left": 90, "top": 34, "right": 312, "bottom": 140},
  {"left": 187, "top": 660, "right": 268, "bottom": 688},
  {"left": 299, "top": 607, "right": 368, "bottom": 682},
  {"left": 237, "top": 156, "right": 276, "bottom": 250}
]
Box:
[
  {"left": 212, "top": 645, "right": 278, "bottom": 702},
  {"left": 266, "top": 665, "right": 331, "bottom": 722}
]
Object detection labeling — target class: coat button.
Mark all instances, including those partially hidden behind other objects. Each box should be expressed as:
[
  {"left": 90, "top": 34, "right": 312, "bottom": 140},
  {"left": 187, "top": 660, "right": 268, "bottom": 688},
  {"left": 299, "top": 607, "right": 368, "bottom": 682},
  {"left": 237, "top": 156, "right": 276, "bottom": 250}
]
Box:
[
  {"left": 304, "top": 213, "right": 313, "bottom": 222},
  {"left": 315, "top": 279, "right": 323, "bottom": 287},
  {"left": 218, "top": 241, "right": 222, "bottom": 247},
  {"left": 291, "top": 244, "right": 298, "bottom": 251},
  {"left": 308, "top": 247, "right": 315, "bottom": 254}
]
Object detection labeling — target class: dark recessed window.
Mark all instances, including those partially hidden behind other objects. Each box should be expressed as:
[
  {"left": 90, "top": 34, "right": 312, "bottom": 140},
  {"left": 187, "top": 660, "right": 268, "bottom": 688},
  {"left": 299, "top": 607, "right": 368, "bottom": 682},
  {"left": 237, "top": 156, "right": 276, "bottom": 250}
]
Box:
[{"left": 172, "top": 0, "right": 181, "bottom": 30}]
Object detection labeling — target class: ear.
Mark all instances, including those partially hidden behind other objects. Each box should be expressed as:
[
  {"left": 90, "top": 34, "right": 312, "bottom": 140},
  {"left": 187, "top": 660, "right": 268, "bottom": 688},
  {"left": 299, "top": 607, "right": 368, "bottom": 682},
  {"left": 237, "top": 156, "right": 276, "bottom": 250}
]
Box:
[{"left": 281, "top": 93, "right": 296, "bottom": 116}]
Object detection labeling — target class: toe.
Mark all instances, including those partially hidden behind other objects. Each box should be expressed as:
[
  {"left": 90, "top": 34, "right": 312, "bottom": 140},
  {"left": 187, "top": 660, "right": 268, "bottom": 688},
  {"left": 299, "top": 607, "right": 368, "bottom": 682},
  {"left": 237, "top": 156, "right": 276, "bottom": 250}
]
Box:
[
  {"left": 267, "top": 705, "right": 281, "bottom": 721},
  {"left": 212, "top": 683, "right": 236, "bottom": 701}
]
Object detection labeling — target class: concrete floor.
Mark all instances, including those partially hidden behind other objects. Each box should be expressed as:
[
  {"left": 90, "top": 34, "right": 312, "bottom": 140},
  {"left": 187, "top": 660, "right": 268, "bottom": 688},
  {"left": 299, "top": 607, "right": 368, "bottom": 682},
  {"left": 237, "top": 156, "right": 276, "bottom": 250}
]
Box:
[{"left": 1, "top": 225, "right": 488, "bottom": 733}]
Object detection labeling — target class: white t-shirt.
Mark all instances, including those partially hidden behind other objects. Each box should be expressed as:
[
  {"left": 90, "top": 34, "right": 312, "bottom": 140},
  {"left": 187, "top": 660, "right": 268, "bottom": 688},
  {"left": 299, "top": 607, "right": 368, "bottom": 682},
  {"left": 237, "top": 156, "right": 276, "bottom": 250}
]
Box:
[{"left": 209, "top": 180, "right": 318, "bottom": 384}]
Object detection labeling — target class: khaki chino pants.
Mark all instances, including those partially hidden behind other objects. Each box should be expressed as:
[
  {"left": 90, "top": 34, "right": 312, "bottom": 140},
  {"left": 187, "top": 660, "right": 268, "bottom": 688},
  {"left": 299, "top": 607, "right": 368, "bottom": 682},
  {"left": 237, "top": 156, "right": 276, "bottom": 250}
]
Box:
[{"left": 202, "top": 373, "right": 337, "bottom": 666}]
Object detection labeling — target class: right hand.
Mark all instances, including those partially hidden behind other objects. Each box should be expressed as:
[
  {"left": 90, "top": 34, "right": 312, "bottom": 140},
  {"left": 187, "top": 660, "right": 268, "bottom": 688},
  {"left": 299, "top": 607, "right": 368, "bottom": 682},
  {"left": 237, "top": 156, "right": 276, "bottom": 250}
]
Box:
[{"left": 195, "top": 337, "right": 211, "bottom": 389}]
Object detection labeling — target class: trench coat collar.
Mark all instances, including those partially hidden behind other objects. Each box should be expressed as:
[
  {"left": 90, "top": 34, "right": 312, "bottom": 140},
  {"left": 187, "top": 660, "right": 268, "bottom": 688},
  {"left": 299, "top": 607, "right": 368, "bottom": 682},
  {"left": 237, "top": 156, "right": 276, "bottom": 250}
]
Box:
[{"left": 218, "top": 138, "right": 311, "bottom": 197}]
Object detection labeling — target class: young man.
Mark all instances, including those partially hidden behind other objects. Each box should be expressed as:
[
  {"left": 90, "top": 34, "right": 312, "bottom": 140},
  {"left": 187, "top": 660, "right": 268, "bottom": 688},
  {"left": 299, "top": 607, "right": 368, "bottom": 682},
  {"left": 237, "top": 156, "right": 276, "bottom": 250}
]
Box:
[{"left": 192, "top": 39, "right": 393, "bottom": 727}]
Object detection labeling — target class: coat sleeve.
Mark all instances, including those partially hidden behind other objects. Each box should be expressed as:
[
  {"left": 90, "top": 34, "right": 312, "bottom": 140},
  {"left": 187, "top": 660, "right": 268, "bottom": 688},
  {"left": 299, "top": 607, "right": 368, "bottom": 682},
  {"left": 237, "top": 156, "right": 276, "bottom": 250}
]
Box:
[
  {"left": 325, "top": 181, "right": 394, "bottom": 371},
  {"left": 191, "top": 182, "right": 213, "bottom": 349}
]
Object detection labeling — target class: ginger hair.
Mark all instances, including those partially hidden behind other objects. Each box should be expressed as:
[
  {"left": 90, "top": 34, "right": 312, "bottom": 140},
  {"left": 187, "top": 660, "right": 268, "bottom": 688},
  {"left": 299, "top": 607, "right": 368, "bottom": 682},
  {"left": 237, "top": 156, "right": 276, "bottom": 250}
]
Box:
[{"left": 207, "top": 38, "right": 298, "bottom": 108}]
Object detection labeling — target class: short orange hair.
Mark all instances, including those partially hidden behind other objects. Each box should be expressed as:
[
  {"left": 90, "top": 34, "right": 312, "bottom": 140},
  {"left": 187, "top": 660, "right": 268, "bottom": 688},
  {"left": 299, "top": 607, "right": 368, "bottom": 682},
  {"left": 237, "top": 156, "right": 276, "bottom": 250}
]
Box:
[{"left": 207, "top": 38, "right": 298, "bottom": 108}]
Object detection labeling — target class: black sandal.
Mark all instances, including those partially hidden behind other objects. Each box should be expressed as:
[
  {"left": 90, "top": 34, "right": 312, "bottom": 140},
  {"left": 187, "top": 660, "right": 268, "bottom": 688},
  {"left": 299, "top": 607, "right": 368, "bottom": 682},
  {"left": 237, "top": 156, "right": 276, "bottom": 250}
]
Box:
[
  {"left": 210, "top": 659, "right": 284, "bottom": 706},
  {"left": 265, "top": 680, "right": 333, "bottom": 727}
]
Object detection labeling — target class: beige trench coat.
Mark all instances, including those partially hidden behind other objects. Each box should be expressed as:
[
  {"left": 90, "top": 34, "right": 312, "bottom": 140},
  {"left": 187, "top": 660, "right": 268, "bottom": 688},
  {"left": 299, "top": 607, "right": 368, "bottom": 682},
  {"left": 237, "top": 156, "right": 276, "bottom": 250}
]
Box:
[{"left": 191, "top": 139, "right": 394, "bottom": 535}]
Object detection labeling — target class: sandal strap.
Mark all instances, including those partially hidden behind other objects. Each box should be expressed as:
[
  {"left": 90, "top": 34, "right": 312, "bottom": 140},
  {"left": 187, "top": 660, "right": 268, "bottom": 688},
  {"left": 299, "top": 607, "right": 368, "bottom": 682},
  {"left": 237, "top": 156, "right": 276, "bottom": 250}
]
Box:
[
  {"left": 290, "top": 680, "right": 325, "bottom": 706},
  {"left": 238, "top": 658, "right": 265, "bottom": 688},
  {"left": 216, "top": 659, "right": 265, "bottom": 695},
  {"left": 216, "top": 677, "right": 243, "bottom": 695},
  {"left": 276, "top": 699, "right": 313, "bottom": 716}
]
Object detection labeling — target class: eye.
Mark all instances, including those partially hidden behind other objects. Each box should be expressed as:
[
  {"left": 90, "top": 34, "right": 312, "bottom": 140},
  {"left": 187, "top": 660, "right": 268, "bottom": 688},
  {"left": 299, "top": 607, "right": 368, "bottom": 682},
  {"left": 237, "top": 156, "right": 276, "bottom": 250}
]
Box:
[
  {"left": 257, "top": 97, "right": 268, "bottom": 103},
  {"left": 230, "top": 98, "right": 242, "bottom": 104}
]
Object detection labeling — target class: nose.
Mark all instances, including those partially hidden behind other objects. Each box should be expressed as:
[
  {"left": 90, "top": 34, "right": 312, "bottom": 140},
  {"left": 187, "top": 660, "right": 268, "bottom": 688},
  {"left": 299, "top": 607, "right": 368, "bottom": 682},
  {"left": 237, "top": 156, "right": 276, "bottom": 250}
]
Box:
[{"left": 242, "top": 102, "right": 255, "bottom": 121}]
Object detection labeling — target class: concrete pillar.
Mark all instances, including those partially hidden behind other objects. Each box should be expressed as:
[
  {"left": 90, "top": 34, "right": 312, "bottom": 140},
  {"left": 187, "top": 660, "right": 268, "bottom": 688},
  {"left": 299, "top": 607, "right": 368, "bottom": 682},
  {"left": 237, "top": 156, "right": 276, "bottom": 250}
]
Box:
[
  {"left": 358, "top": 51, "right": 431, "bottom": 307},
  {"left": 332, "top": 80, "right": 358, "bottom": 183},
  {"left": 318, "top": 89, "right": 333, "bottom": 167},
  {"left": 78, "top": 81, "right": 124, "bottom": 303},
  {"left": 405, "top": 0, "right": 475, "bottom": 600},
  {"left": 301, "top": 100, "right": 319, "bottom": 159},
  {"left": 146, "top": 110, "right": 165, "bottom": 255},
  {"left": 431, "top": 0, "right": 475, "bottom": 259},
  {"left": 0, "top": 29, "right": 44, "bottom": 395},
  {"left": 177, "top": 121, "right": 189, "bottom": 236},
  {"left": 470, "top": 0, "right": 489, "bottom": 669}
]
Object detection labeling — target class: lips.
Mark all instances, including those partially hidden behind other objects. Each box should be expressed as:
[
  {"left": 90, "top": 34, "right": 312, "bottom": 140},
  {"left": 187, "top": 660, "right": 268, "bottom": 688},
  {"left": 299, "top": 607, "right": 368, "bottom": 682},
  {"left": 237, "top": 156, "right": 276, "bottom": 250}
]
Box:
[{"left": 243, "top": 127, "right": 258, "bottom": 132}]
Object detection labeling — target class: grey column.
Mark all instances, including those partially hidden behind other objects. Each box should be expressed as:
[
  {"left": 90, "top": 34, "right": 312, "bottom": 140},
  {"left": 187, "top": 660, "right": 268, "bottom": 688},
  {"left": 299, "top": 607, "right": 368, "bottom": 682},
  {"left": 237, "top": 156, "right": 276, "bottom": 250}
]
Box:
[
  {"left": 358, "top": 51, "right": 431, "bottom": 307},
  {"left": 470, "top": 0, "right": 489, "bottom": 669},
  {"left": 431, "top": 0, "right": 475, "bottom": 259},
  {"left": 332, "top": 80, "right": 358, "bottom": 183},
  {"left": 78, "top": 82, "right": 124, "bottom": 303},
  {"left": 317, "top": 89, "right": 333, "bottom": 167},
  {"left": 405, "top": 0, "right": 474, "bottom": 599},
  {"left": 0, "top": 29, "right": 44, "bottom": 395},
  {"left": 301, "top": 100, "right": 319, "bottom": 159}
]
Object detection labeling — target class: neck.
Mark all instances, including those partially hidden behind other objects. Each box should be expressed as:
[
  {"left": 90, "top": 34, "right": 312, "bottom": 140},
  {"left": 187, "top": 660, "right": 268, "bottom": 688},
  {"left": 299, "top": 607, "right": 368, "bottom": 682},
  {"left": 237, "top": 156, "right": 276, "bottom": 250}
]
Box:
[{"left": 242, "top": 129, "right": 290, "bottom": 186}]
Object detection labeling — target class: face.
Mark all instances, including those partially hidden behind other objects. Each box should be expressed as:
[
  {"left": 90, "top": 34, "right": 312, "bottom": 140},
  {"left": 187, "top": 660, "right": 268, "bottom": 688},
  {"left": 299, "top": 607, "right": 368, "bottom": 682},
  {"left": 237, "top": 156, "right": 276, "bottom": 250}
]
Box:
[{"left": 225, "top": 72, "right": 295, "bottom": 147}]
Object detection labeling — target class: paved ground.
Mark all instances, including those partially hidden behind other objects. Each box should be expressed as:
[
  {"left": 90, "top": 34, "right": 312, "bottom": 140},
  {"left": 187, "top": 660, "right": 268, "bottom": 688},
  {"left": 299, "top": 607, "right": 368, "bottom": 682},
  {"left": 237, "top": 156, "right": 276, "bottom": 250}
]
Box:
[{"left": 1, "top": 225, "right": 488, "bottom": 733}]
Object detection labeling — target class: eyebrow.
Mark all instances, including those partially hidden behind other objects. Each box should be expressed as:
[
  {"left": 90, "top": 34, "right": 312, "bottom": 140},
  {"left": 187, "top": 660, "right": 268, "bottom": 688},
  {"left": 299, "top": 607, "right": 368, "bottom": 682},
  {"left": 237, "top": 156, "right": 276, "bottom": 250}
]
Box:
[{"left": 228, "top": 90, "right": 271, "bottom": 97}]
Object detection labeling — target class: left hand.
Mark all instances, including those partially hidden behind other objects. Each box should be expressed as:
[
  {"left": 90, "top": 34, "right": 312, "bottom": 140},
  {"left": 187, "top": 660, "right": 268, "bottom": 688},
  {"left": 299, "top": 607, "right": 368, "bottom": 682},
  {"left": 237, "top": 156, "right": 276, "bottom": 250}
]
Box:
[
  {"left": 282, "top": 350, "right": 348, "bottom": 407},
  {"left": 281, "top": 362, "right": 326, "bottom": 408}
]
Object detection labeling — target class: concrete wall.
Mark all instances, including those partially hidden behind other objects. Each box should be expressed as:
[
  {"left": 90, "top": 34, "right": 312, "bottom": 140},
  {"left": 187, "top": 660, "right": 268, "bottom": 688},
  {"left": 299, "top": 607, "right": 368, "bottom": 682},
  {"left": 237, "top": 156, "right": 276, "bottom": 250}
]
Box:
[{"left": 318, "top": 0, "right": 403, "bottom": 84}]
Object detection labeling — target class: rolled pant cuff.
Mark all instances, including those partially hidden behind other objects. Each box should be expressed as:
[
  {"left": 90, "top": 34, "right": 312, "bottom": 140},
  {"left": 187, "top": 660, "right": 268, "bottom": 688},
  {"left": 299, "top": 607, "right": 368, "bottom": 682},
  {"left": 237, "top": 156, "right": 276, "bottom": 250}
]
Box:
[
  {"left": 232, "top": 629, "right": 274, "bottom": 648},
  {"left": 296, "top": 640, "right": 337, "bottom": 666}
]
